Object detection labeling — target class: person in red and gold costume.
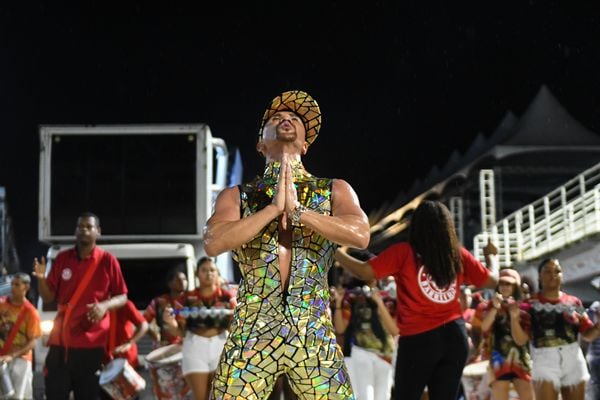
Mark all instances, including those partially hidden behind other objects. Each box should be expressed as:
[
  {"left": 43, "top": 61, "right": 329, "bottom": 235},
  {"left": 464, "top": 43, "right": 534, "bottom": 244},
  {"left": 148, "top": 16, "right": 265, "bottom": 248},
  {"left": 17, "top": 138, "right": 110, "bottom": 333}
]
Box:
[{"left": 511, "top": 258, "right": 600, "bottom": 400}]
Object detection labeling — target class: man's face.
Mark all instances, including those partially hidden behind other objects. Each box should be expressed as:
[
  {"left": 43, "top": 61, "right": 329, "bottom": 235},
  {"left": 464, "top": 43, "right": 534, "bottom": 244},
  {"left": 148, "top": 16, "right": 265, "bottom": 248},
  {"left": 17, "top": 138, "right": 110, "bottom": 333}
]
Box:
[
  {"left": 11, "top": 278, "right": 29, "bottom": 298},
  {"left": 259, "top": 111, "right": 307, "bottom": 153},
  {"left": 75, "top": 216, "right": 100, "bottom": 246},
  {"left": 169, "top": 272, "right": 188, "bottom": 292}
]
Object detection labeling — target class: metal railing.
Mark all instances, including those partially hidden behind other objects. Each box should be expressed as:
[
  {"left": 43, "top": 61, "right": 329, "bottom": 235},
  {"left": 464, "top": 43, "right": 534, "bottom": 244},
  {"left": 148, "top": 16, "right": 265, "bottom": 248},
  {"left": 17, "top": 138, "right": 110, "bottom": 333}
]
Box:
[{"left": 473, "top": 162, "right": 600, "bottom": 266}]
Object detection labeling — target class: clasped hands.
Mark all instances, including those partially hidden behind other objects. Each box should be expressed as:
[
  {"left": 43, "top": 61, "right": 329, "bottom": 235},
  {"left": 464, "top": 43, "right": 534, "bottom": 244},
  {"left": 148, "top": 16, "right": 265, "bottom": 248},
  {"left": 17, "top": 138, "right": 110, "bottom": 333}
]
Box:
[{"left": 272, "top": 154, "right": 301, "bottom": 230}]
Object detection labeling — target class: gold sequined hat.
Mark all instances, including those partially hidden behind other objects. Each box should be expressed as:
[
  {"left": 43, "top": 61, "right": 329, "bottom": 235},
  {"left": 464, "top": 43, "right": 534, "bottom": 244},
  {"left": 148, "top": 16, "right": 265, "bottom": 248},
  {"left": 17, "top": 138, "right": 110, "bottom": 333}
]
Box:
[{"left": 259, "top": 90, "right": 322, "bottom": 146}]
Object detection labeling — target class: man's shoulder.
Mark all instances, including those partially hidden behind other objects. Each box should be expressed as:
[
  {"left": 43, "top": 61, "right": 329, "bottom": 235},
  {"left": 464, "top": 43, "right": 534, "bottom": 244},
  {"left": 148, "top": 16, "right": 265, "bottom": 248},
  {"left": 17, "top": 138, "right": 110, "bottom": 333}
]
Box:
[
  {"left": 53, "top": 247, "right": 77, "bottom": 265},
  {"left": 96, "top": 247, "right": 118, "bottom": 262},
  {"left": 56, "top": 246, "right": 76, "bottom": 257}
]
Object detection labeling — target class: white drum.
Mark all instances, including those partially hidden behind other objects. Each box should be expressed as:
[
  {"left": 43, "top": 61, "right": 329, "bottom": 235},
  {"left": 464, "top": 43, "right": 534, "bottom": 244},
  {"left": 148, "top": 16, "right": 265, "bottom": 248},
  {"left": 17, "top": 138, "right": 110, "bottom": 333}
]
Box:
[
  {"left": 99, "top": 358, "right": 146, "bottom": 400},
  {"left": 145, "top": 344, "right": 191, "bottom": 400}
]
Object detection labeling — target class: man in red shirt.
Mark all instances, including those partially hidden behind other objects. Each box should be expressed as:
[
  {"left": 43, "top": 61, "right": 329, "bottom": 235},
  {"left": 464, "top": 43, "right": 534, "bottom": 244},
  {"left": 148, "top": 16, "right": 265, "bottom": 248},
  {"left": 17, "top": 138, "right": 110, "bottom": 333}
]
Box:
[{"left": 33, "top": 212, "right": 128, "bottom": 400}]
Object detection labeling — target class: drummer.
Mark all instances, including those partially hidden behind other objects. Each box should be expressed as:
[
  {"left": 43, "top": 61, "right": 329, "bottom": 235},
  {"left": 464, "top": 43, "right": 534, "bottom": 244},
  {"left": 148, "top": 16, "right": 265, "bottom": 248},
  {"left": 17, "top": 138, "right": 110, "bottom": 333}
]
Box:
[
  {"left": 163, "top": 257, "right": 236, "bottom": 400},
  {"left": 144, "top": 266, "right": 187, "bottom": 348}
]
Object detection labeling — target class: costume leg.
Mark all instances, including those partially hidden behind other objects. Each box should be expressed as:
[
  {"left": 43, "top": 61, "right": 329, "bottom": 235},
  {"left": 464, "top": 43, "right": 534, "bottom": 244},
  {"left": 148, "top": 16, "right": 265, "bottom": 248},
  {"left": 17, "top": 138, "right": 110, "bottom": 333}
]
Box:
[
  {"left": 211, "top": 336, "right": 283, "bottom": 399},
  {"left": 285, "top": 340, "right": 354, "bottom": 399}
]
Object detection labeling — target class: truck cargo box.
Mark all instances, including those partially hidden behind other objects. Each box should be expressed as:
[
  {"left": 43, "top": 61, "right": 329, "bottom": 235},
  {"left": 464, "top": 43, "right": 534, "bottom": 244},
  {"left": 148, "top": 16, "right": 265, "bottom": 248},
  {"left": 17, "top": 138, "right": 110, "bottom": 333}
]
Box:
[{"left": 38, "top": 124, "right": 228, "bottom": 246}]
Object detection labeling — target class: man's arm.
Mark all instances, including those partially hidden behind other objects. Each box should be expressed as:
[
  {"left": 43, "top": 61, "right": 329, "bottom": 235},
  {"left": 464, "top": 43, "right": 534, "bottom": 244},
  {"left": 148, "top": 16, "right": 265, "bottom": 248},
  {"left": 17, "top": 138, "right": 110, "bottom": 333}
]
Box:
[
  {"left": 87, "top": 294, "right": 128, "bottom": 323},
  {"left": 203, "top": 186, "right": 283, "bottom": 256},
  {"left": 0, "top": 337, "right": 37, "bottom": 363},
  {"left": 297, "top": 179, "right": 370, "bottom": 249}
]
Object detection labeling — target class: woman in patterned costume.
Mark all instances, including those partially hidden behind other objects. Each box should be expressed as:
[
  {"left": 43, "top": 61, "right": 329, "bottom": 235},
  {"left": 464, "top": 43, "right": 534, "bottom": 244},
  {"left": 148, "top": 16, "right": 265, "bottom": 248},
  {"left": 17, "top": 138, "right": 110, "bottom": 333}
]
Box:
[
  {"left": 511, "top": 258, "right": 600, "bottom": 400},
  {"left": 479, "top": 268, "right": 534, "bottom": 400},
  {"left": 203, "top": 90, "right": 370, "bottom": 399}
]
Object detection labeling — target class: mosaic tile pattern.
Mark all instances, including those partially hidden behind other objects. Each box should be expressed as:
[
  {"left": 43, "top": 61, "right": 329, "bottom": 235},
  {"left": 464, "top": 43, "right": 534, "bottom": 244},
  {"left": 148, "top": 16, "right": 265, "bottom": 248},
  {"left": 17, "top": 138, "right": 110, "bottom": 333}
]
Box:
[{"left": 212, "top": 161, "right": 354, "bottom": 399}]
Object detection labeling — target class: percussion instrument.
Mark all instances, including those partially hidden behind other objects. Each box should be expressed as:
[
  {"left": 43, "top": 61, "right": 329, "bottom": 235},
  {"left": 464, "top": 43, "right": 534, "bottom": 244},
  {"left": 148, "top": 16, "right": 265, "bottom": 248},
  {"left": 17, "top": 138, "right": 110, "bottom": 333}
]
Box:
[
  {"left": 145, "top": 344, "right": 191, "bottom": 400},
  {"left": 99, "top": 358, "right": 146, "bottom": 400}
]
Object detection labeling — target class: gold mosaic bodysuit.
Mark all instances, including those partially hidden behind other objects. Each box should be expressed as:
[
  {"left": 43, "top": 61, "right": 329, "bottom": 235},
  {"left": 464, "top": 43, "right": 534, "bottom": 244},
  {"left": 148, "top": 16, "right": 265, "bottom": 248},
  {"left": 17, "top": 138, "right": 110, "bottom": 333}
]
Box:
[{"left": 212, "top": 161, "right": 354, "bottom": 399}]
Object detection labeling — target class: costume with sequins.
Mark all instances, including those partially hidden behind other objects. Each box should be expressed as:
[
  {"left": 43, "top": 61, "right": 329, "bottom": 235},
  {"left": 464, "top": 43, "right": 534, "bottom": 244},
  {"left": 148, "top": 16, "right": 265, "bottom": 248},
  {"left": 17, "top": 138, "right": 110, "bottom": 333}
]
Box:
[{"left": 212, "top": 161, "right": 354, "bottom": 400}]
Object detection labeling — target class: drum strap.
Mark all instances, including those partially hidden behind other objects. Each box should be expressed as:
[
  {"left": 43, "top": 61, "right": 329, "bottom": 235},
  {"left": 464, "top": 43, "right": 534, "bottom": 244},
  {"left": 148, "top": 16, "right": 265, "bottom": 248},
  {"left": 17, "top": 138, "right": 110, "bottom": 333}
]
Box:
[
  {"left": 61, "top": 251, "right": 103, "bottom": 360},
  {"left": 0, "top": 300, "right": 35, "bottom": 356}
]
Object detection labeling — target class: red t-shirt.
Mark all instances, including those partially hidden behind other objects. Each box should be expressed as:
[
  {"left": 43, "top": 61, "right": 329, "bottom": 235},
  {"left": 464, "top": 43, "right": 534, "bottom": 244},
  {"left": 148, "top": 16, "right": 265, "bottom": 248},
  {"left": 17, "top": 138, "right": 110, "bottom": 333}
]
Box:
[
  {"left": 368, "top": 243, "right": 490, "bottom": 336},
  {"left": 46, "top": 246, "right": 128, "bottom": 348},
  {"left": 106, "top": 300, "right": 146, "bottom": 368}
]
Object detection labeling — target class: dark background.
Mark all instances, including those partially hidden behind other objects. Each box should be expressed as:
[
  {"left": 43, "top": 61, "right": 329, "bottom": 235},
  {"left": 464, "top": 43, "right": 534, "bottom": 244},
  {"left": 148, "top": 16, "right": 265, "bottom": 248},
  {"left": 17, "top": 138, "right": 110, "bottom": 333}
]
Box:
[{"left": 1, "top": 2, "right": 600, "bottom": 267}]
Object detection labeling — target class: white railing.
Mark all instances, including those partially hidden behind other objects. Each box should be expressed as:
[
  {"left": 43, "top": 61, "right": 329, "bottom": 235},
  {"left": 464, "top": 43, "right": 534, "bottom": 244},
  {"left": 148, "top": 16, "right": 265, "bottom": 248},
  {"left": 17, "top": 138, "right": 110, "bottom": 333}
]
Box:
[{"left": 473, "top": 162, "right": 600, "bottom": 266}]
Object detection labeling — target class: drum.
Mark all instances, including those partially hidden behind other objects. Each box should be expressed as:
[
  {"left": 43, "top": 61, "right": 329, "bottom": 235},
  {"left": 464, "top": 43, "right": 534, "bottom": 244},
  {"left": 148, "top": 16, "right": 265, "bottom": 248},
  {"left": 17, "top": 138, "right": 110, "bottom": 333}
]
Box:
[
  {"left": 461, "top": 360, "right": 489, "bottom": 400},
  {"left": 99, "top": 358, "right": 146, "bottom": 400},
  {"left": 145, "top": 344, "right": 191, "bottom": 400}
]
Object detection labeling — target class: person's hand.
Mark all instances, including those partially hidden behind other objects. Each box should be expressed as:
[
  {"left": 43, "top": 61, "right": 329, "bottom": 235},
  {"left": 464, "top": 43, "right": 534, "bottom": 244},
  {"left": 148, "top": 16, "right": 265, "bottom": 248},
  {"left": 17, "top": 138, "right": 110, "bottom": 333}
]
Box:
[
  {"left": 283, "top": 155, "right": 299, "bottom": 216},
  {"left": 86, "top": 302, "right": 108, "bottom": 323},
  {"left": 272, "top": 156, "right": 286, "bottom": 214},
  {"left": 0, "top": 355, "right": 12, "bottom": 363},
  {"left": 371, "top": 287, "right": 384, "bottom": 305},
  {"left": 332, "top": 286, "right": 346, "bottom": 307},
  {"left": 491, "top": 292, "right": 503, "bottom": 310},
  {"left": 32, "top": 257, "right": 47, "bottom": 279},
  {"left": 507, "top": 300, "right": 520, "bottom": 319},
  {"left": 114, "top": 342, "right": 132, "bottom": 354},
  {"left": 483, "top": 239, "right": 498, "bottom": 257},
  {"left": 162, "top": 307, "right": 177, "bottom": 328}
]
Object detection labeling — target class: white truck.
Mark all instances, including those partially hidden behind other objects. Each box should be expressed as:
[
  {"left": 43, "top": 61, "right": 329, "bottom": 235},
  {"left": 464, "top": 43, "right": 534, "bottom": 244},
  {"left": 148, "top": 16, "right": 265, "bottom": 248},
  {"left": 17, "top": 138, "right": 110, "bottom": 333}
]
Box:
[{"left": 33, "top": 124, "right": 233, "bottom": 396}]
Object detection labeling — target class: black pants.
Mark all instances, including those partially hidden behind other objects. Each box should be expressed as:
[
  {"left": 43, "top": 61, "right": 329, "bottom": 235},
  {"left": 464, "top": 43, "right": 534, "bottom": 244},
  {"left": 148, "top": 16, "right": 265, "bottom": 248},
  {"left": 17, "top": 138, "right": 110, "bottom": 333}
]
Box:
[
  {"left": 45, "top": 345, "right": 104, "bottom": 400},
  {"left": 394, "top": 319, "right": 468, "bottom": 400}
]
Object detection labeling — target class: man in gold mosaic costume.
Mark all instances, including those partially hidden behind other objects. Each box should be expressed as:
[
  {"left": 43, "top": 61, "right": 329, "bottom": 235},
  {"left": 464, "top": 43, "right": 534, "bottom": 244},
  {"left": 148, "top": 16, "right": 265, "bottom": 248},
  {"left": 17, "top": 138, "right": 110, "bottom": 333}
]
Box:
[{"left": 203, "top": 90, "right": 370, "bottom": 399}]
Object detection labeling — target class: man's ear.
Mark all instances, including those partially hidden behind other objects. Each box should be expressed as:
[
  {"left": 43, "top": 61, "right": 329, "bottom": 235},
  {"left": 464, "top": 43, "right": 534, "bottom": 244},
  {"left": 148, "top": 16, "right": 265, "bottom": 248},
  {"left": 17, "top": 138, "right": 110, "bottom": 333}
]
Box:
[
  {"left": 256, "top": 141, "right": 266, "bottom": 156},
  {"left": 301, "top": 142, "right": 309, "bottom": 155}
]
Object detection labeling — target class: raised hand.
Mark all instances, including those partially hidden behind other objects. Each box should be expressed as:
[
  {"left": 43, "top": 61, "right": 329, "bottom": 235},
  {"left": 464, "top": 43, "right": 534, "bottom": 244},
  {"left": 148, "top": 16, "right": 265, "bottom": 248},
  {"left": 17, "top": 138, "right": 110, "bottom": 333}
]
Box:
[
  {"left": 284, "top": 155, "right": 299, "bottom": 215},
  {"left": 483, "top": 239, "right": 498, "bottom": 257},
  {"left": 32, "top": 257, "right": 47, "bottom": 279},
  {"left": 272, "top": 157, "right": 286, "bottom": 214},
  {"left": 491, "top": 292, "right": 503, "bottom": 309}
]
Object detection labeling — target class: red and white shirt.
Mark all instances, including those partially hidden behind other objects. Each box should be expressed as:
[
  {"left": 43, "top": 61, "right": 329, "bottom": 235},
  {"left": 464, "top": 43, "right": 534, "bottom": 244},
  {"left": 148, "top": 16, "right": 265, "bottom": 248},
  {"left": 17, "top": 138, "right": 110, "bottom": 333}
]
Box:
[{"left": 46, "top": 246, "right": 128, "bottom": 348}]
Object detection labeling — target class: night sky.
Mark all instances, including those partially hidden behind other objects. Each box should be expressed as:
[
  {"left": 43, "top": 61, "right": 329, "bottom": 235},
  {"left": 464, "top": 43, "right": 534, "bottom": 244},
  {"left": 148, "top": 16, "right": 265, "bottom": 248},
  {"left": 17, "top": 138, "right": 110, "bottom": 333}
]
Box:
[{"left": 1, "top": 2, "right": 600, "bottom": 265}]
